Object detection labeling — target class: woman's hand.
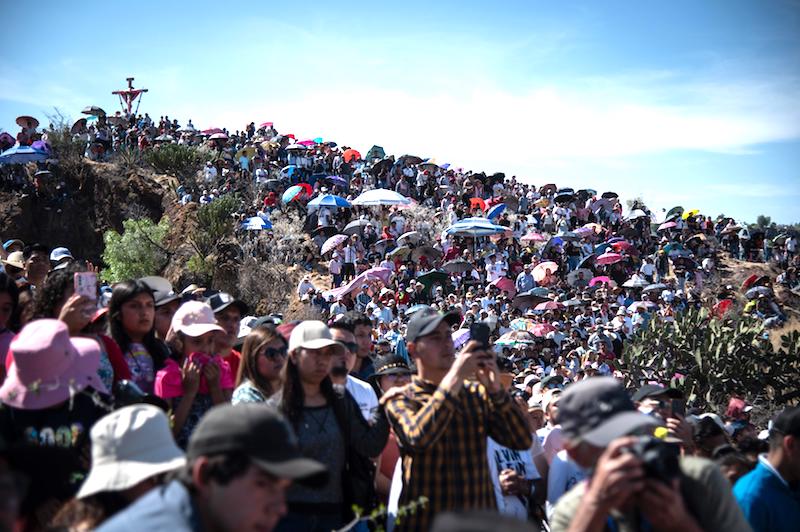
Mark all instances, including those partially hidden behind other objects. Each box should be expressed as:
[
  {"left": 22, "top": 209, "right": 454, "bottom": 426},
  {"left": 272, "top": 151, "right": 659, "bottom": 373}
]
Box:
[
  {"left": 58, "top": 293, "right": 93, "bottom": 334},
  {"left": 204, "top": 361, "right": 221, "bottom": 390}
]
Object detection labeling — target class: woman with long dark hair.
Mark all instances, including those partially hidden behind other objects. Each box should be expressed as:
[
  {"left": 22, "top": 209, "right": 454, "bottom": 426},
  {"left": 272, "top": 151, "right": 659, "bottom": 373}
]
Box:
[
  {"left": 270, "top": 320, "right": 388, "bottom": 532},
  {"left": 232, "top": 324, "right": 286, "bottom": 403},
  {"left": 13, "top": 264, "right": 131, "bottom": 391},
  {"left": 0, "top": 272, "right": 19, "bottom": 383},
  {"left": 109, "top": 280, "right": 170, "bottom": 394}
]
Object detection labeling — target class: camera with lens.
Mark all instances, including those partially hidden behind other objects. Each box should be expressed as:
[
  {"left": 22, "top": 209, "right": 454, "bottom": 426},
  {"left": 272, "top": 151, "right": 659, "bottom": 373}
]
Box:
[{"left": 625, "top": 436, "right": 681, "bottom": 483}]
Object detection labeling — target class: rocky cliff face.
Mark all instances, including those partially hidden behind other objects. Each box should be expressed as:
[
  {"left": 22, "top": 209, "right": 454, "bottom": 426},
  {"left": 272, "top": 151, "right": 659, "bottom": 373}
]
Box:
[{"left": 1, "top": 159, "right": 167, "bottom": 263}]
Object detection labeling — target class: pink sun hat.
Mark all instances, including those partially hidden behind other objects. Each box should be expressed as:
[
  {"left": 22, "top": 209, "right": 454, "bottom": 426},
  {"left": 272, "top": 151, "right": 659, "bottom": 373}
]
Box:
[
  {"left": 0, "top": 319, "right": 108, "bottom": 409},
  {"left": 170, "top": 301, "right": 224, "bottom": 337}
]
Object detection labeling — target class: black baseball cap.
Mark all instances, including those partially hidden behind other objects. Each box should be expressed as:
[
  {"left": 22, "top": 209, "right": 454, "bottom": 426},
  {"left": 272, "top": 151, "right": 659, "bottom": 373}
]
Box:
[
  {"left": 772, "top": 406, "right": 800, "bottom": 438},
  {"left": 188, "top": 403, "right": 327, "bottom": 483},
  {"left": 559, "top": 377, "right": 659, "bottom": 446},
  {"left": 206, "top": 291, "right": 249, "bottom": 315},
  {"left": 405, "top": 306, "right": 460, "bottom": 343},
  {"left": 370, "top": 353, "right": 413, "bottom": 379},
  {"left": 631, "top": 384, "right": 683, "bottom": 402}
]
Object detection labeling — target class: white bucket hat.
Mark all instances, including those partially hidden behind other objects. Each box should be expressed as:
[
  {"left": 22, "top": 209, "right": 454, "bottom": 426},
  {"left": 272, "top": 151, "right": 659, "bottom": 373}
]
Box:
[{"left": 77, "top": 404, "right": 185, "bottom": 498}]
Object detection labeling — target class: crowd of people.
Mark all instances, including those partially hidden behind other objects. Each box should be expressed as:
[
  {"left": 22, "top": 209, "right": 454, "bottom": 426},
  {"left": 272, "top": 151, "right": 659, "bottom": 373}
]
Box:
[{"left": 0, "top": 110, "right": 798, "bottom": 532}]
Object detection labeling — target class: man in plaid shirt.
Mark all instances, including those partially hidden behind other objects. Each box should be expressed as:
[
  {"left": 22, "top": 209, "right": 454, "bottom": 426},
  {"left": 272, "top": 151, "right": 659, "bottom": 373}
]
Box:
[{"left": 382, "top": 307, "right": 532, "bottom": 531}]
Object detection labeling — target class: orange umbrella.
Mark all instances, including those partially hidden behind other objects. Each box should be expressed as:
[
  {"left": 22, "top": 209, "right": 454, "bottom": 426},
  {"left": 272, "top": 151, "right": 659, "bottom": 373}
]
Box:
[
  {"left": 469, "top": 197, "right": 487, "bottom": 211},
  {"left": 343, "top": 149, "right": 361, "bottom": 163}
]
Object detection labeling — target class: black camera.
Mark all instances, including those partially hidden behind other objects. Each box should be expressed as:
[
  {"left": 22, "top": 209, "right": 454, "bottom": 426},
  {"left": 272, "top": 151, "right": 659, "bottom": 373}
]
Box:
[{"left": 625, "top": 436, "right": 681, "bottom": 483}]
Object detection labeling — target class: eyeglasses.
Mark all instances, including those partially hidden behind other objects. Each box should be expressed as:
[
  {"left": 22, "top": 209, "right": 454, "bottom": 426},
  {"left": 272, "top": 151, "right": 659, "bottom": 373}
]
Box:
[{"left": 262, "top": 347, "right": 288, "bottom": 359}]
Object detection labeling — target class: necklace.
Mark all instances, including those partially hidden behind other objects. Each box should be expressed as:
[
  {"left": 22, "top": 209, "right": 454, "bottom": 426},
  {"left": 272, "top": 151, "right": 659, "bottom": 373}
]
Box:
[{"left": 304, "top": 407, "right": 330, "bottom": 433}]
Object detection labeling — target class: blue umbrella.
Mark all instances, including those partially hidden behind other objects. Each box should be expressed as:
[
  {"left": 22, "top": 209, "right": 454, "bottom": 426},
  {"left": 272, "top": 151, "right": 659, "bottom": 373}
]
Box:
[
  {"left": 241, "top": 217, "right": 272, "bottom": 230},
  {"left": 594, "top": 243, "right": 611, "bottom": 255},
  {"left": 0, "top": 145, "right": 48, "bottom": 165},
  {"left": 486, "top": 203, "right": 506, "bottom": 220},
  {"left": 307, "top": 194, "right": 351, "bottom": 209},
  {"left": 445, "top": 217, "right": 507, "bottom": 237},
  {"left": 282, "top": 185, "right": 304, "bottom": 204}
]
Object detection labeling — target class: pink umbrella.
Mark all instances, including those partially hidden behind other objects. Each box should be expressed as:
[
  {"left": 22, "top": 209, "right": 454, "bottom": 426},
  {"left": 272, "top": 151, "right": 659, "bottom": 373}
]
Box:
[
  {"left": 534, "top": 301, "right": 564, "bottom": 311},
  {"left": 259, "top": 121, "right": 274, "bottom": 128},
  {"left": 521, "top": 231, "right": 547, "bottom": 242},
  {"left": 321, "top": 234, "right": 348, "bottom": 255},
  {"left": 596, "top": 252, "right": 623, "bottom": 266},
  {"left": 532, "top": 261, "right": 559, "bottom": 282},
  {"left": 531, "top": 323, "right": 556, "bottom": 337},
  {"left": 658, "top": 221, "right": 678, "bottom": 231},
  {"left": 297, "top": 139, "right": 316, "bottom": 147},
  {"left": 589, "top": 276, "right": 612, "bottom": 287},
  {"left": 490, "top": 277, "right": 517, "bottom": 298},
  {"left": 202, "top": 128, "right": 224, "bottom": 135}
]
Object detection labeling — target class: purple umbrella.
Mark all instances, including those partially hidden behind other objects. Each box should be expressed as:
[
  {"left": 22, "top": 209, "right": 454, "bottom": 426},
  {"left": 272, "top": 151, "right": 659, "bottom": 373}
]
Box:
[
  {"left": 30, "top": 140, "right": 51, "bottom": 154},
  {"left": 325, "top": 175, "right": 348, "bottom": 187}
]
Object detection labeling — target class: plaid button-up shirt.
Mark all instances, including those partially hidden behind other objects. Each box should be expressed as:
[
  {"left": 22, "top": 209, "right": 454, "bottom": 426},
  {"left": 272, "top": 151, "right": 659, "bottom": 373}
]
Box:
[{"left": 382, "top": 376, "right": 532, "bottom": 531}]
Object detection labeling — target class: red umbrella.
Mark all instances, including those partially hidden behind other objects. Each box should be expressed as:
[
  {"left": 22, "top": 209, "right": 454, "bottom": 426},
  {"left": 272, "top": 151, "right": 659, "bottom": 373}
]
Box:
[
  {"left": 469, "top": 197, "right": 487, "bottom": 211},
  {"left": 534, "top": 301, "right": 564, "bottom": 311},
  {"left": 741, "top": 274, "right": 759, "bottom": 291},
  {"left": 596, "top": 252, "right": 623, "bottom": 266},
  {"left": 297, "top": 183, "right": 313, "bottom": 197},
  {"left": 611, "top": 241, "right": 635, "bottom": 253},
  {"left": 202, "top": 128, "right": 224, "bottom": 135},
  {"left": 589, "top": 276, "right": 612, "bottom": 287},
  {"left": 259, "top": 121, "right": 273, "bottom": 128},
  {"left": 490, "top": 277, "right": 516, "bottom": 298},
  {"left": 343, "top": 148, "right": 362, "bottom": 163}
]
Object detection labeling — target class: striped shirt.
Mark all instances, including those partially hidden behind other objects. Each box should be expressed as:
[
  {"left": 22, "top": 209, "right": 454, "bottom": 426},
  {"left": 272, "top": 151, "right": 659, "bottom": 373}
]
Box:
[{"left": 382, "top": 376, "right": 532, "bottom": 531}]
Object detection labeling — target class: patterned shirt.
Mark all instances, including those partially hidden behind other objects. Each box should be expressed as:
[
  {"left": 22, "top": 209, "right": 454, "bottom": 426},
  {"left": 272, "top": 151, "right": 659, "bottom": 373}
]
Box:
[{"left": 382, "top": 376, "right": 532, "bottom": 531}]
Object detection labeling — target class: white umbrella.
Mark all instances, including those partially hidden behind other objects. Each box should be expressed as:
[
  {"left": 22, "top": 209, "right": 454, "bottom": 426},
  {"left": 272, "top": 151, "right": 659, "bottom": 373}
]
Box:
[
  {"left": 351, "top": 188, "right": 412, "bottom": 206},
  {"left": 397, "top": 231, "right": 422, "bottom": 245}
]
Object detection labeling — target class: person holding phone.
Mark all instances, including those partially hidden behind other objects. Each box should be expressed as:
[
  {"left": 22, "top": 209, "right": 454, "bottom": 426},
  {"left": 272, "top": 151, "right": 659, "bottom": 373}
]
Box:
[
  {"left": 7, "top": 264, "right": 131, "bottom": 391},
  {"left": 382, "top": 306, "right": 532, "bottom": 531}
]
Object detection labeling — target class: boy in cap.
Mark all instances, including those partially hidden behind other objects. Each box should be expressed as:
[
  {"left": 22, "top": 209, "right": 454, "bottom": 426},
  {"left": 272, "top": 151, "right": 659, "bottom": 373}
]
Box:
[
  {"left": 382, "top": 306, "right": 531, "bottom": 531},
  {"left": 99, "top": 403, "right": 326, "bottom": 532},
  {"left": 550, "top": 377, "right": 749, "bottom": 532}
]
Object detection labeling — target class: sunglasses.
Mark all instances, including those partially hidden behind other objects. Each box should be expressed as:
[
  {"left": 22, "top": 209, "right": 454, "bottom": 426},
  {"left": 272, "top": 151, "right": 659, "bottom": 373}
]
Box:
[
  {"left": 342, "top": 341, "right": 358, "bottom": 353},
  {"left": 262, "top": 347, "right": 288, "bottom": 359}
]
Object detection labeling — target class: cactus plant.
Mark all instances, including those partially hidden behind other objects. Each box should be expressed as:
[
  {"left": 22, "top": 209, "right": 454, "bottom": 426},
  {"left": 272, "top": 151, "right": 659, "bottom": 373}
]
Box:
[{"left": 622, "top": 308, "right": 800, "bottom": 411}]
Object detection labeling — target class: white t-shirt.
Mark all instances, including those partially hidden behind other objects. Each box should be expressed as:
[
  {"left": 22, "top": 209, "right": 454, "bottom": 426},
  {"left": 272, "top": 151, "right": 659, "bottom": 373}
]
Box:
[
  {"left": 346, "top": 375, "right": 379, "bottom": 421},
  {"left": 546, "top": 449, "right": 587, "bottom": 519},
  {"left": 487, "top": 437, "right": 541, "bottom": 520}
]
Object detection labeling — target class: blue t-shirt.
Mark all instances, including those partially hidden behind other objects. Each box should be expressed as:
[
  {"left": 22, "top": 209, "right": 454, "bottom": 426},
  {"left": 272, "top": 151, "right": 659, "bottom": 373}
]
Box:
[
  {"left": 733, "top": 456, "right": 800, "bottom": 532},
  {"left": 98, "top": 480, "right": 200, "bottom": 532}
]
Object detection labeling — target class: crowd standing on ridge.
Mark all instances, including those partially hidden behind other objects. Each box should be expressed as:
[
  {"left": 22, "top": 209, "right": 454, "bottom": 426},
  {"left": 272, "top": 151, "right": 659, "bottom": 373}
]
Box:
[{"left": 0, "top": 111, "right": 799, "bottom": 532}]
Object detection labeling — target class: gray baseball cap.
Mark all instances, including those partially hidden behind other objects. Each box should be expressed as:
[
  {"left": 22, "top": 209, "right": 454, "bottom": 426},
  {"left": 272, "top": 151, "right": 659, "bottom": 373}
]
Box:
[{"left": 559, "top": 377, "right": 659, "bottom": 446}]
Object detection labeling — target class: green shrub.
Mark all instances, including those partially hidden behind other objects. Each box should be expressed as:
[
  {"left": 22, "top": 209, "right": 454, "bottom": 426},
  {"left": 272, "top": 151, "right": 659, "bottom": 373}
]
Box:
[
  {"left": 190, "top": 194, "right": 239, "bottom": 257},
  {"left": 101, "top": 217, "right": 170, "bottom": 282},
  {"left": 144, "top": 143, "right": 205, "bottom": 180},
  {"left": 622, "top": 307, "right": 800, "bottom": 410}
]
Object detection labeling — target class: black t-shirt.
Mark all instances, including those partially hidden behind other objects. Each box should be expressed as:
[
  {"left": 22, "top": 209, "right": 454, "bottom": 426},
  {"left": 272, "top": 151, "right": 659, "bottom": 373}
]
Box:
[{"left": 0, "top": 390, "right": 111, "bottom": 453}]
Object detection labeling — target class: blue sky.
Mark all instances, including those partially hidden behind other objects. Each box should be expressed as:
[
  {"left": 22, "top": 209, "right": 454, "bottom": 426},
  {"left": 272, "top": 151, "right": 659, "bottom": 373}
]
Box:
[{"left": 2, "top": 0, "right": 798, "bottom": 223}]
